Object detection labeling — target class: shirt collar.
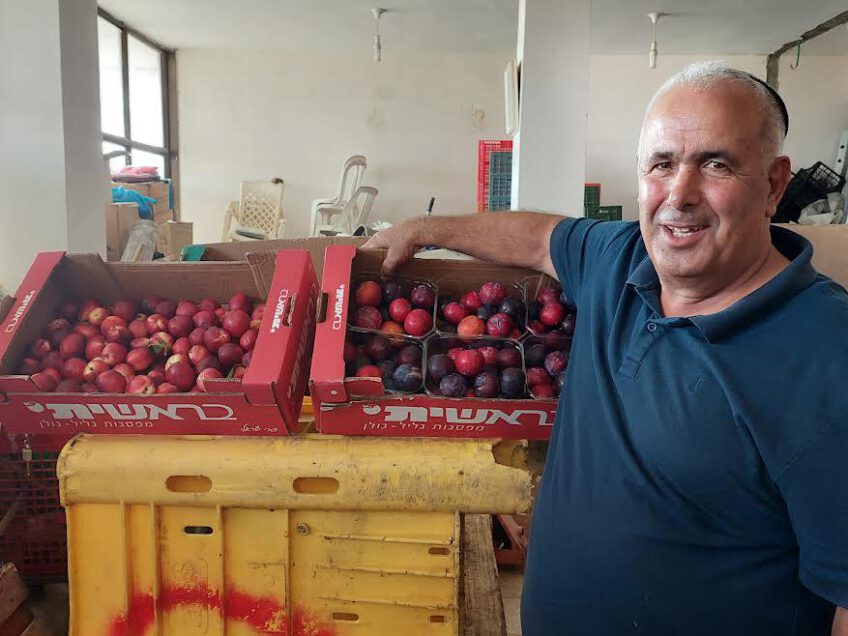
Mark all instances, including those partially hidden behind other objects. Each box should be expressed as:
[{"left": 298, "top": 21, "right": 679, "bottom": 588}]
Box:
[{"left": 626, "top": 225, "right": 818, "bottom": 343}]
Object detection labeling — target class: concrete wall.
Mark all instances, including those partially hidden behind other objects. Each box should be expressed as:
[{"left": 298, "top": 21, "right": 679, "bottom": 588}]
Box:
[
  {"left": 176, "top": 47, "right": 510, "bottom": 243},
  {"left": 586, "top": 54, "right": 848, "bottom": 220}
]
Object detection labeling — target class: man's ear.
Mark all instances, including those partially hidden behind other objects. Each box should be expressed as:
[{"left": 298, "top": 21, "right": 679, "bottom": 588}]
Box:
[{"left": 766, "top": 155, "right": 792, "bottom": 218}]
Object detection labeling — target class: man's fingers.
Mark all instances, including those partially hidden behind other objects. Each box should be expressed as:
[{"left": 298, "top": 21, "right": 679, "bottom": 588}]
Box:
[
  {"left": 381, "top": 246, "right": 404, "bottom": 274},
  {"left": 361, "top": 234, "right": 385, "bottom": 250}
]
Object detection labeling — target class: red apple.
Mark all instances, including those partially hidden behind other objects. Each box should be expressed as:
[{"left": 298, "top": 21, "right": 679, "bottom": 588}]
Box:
[
  {"left": 242, "top": 350, "right": 253, "bottom": 367},
  {"left": 61, "top": 357, "right": 86, "bottom": 381},
  {"left": 196, "top": 357, "right": 222, "bottom": 373},
  {"left": 95, "top": 370, "right": 126, "bottom": 393},
  {"left": 199, "top": 298, "right": 220, "bottom": 312},
  {"left": 353, "top": 306, "right": 382, "bottom": 330},
  {"left": 251, "top": 303, "right": 265, "bottom": 321},
  {"left": 127, "top": 375, "right": 156, "bottom": 395},
  {"left": 126, "top": 347, "right": 154, "bottom": 372},
  {"left": 112, "top": 363, "right": 135, "bottom": 380},
  {"left": 31, "top": 372, "right": 58, "bottom": 392},
  {"left": 128, "top": 319, "right": 148, "bottom": 339},
  {"left": 203, "top": 326, "right": 231, "bottom": 354},
  {"left": 479, "top": 282, "right": 507, "bottom": 306},
  {"left": 168, "top": 315, "right": 194, "bottom": 338},
  {"left": 165, "top": 354, "right": 191, "bottom": 371},
  {"left": 176, "top": 300, "right": 199, "bottom": 317},
  {"left": 77, "top": 299, "right": 100, "bottom": 322},
  {"left": 196, "top": 368, "right": 224, "bottom": 392},
  {"left": 239, "top": 329, "right": 258, "bottom": 352},
  {"left": 46, "top": 318, "right": 71, "bottom": 335},
  {"left": 532, "top": 383, "right": 556, "bottom": 398},
  {"left": 222, "top": 310, "right": 251, "bottom": 338},
  {"left": 526, "top": 367, "right": 552, "bottom": 387},
  {"left": 217, "top": 343, "right": 243, "bottom": 369},
  {"left": 165, "top": 361, "right": 195, "bottom": 391},
  {"left": 188, "top": 344, "right": 212, "bottom": 366},
  {"left": 130, "top": 337, "right": 151, "bottom": 349},
  {"left": 172, "top": 337, "right": 191, "bottom": 355},
  {"left": 447, "top": 347, "right": 463, "bottom": 361},
  {"left": 81, "top": 383, "right": 97, "bottom": 393},
  {"left": 30, "top": 338, "right": 51, "bottom": 359},
  {"left": 228, "top": 292, "right": 253, "bottom": 314},
  {"left": 214, "top": 307, "right": 226, "bottom": 322},
  {"left": 157, "top": 382, "right": 179, "bottom": 394},
  {"left": 83, "top": 358, "right": 109, "bottom": 383},
  {"left": 43, "top": 368, "right": 62, "bottom": 384},
  {"left": 87, "top": 306, "right": 110, "bottom": 327},
  {"left": 536, "top": 287, "right": 560, "bottom": 306},
  {"left": 154, "top": 299, "right": 177, "bottom": 319},
  {"left": 56, "top": 378, "right": 82, "bottom": 393},
  {"left": 189, "top": 327, "right": 206, "bottom": 346},
  {"left": 192, "top": 310, "right": 217, "bottom": 329},
  {"left": 42, "top": 351, "right": 63, "bottom": 371},
  {"left": 149, "top": 332, "right": 174, "bottom": 356},
  {"left": 48, "top": 327, "right": 71, "bottom": 349},
  {"left": 73, "top": 322, "right": 99, "bottom": 339},
  {"left": 112, "top": 300, "right": 139, "bottom": 322},
  {"left": 101, "top": 342, "right": 128, "bottom": 366},
  {"left": 478, "top": 346, "right": 498, "bottom": 366},
  {"left": 18, "top": 357, "right": 43, "bottom": 375},
  {"left": 147, "top": 370, "right": 165, "bottom": 386},
  {"left": 146, "top": 314, "right": 168, "bottom": 335},
  {"left": 99, "top": 316, "right": 126, "bottom": 336}
]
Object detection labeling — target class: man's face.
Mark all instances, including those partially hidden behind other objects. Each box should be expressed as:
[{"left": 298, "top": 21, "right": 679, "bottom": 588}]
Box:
[{"left": 637, "top": 82, "right": 788, "bottom": 286}]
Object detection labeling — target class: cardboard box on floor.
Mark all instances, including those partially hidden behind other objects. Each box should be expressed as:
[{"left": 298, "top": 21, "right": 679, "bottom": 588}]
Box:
[
  {"left": 105, "top": 202, "right": 140, "bottom": 261},
  {"left": 113, "top": 180, "right": 173, "bottom": 225},
  {"left": 777, "top": 224, "right": 848, "bottom": 289},
  {"left": 156, "top": 221, "right": 193, "bottom": 259}
]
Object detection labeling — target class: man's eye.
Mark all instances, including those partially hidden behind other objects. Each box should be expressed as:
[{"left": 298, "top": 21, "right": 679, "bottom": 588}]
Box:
[
  {"left": 652, "top": 162, "right": 672, "bottom": 172},
  {"left": 706, "top": 160, "right": 728, "bottom": 171}
]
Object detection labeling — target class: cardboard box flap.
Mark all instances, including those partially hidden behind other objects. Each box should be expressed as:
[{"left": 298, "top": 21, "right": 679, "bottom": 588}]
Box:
[
  {"left": 0, "top": 252, "right": 66, "bottom": 373},
  {"left": 310, "top": 245, "right": 356, "bottom": 403},
  {"left": 241, "top": 250, "right": 318, "bottom": 424}
]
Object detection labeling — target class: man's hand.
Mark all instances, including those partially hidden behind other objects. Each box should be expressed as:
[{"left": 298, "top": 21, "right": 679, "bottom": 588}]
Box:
[
  {"left": 362, "top": 212, "right": 564, "bottom": 277},
  {"left": 362, "top": 218, "right": 426, "bottom": 274}
]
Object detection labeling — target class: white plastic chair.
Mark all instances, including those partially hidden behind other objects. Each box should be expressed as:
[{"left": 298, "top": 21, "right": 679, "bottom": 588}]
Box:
[
  {"left": 314, "top": 186, "right": 378, "bottom": 236},
  {"left": 222, "top": 179, "right": 286, "bottom": 241},
  {"left": 310, "top": 155, "right": 367, "bottom": 236}
]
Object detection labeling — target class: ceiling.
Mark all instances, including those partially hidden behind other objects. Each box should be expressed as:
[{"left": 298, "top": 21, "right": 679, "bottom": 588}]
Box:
[{"left": 99, "top": 0, "right": 848, "bottom": 56}]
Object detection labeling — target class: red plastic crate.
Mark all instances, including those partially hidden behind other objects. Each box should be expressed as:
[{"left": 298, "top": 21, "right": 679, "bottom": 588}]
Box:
[{"left": 0, "top": 433, "right": 71, "bottom": 580}]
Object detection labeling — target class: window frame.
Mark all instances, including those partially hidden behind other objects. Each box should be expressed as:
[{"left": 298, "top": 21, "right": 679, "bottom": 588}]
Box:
[{"left": 97, "top": 8, "right": 175, "bottom": 178}]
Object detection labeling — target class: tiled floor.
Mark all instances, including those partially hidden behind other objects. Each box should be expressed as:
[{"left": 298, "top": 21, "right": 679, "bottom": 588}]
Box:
[{"left": 499, "top": 565, "right": 524, "bottom": 636}]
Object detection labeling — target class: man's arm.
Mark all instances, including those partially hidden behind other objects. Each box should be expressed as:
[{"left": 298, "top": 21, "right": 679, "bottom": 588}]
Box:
[
  {"left": 834, "top": 607, "right": 848, "bottom": 636},
  {"left": 361, "top": 212, "right": 565, "bottom": 276}
]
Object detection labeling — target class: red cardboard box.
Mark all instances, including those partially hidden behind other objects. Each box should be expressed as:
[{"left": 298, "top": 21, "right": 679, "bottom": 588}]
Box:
[
  {"left": 0, "top": 250, "right": 317, "bottom": 436},
  {"left": 310, "top": 245, "right": 557, "bottom": 439}
]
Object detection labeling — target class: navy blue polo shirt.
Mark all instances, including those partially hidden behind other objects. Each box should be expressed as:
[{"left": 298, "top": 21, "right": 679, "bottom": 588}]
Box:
[{"left": 522, "top": 218, "right": 848, "bottom": 635}]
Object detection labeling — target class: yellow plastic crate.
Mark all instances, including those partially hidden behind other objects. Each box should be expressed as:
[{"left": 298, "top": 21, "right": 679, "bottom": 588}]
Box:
[{"left": 59, "top": 434, "right": 531, "bottom": 635}]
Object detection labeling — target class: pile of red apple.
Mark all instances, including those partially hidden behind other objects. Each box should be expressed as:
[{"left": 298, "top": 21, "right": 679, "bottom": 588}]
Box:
[
  {"left": 350, "top": 279, "right": 435, "bottom": 338},
  {"left": 344, "top": 334, "right": 424, "bottom": 393},
  {"left": 426, "top": 338, "right": 526, "bottom": 399},
  {"left": 17, "top": 293, "right": 264, "bottom": 394},
  {"left": 527, "top": 287, "right": 576, "bottom": 336},
  {"left": 523, "top": 335, "right": 571, "bottom": 399},
  {"left": 437, "top": 281, "right": 524, "bottom": 339}
]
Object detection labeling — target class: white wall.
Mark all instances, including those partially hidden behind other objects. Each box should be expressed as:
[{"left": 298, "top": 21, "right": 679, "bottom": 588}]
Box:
[
  {"left": 778, "top": 55, "right": 848, "bottom": 172},
  {"left": 0, "top": 0, "right": 105, "bottom": 291},
  {"left": 512, "top": 0, "right": 590, "bottom": 216},
  {"left": 586, "top": 55, "right": 765, "bottom": 220},
  {"left": 177, "top": 47, "right": 510, "bottom": 242}
]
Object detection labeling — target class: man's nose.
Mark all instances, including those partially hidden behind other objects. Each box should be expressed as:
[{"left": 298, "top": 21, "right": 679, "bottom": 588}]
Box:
[{"left": 667, "top": 165, "right": 702, "bottom": 210}]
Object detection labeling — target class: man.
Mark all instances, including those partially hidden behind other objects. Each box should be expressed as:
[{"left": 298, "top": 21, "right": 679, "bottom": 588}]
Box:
[{"left": 364, "top": 61, "right": 848, "bottom": 635}]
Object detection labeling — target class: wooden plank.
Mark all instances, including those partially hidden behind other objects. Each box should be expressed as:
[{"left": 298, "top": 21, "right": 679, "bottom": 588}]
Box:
[
  {"left": 0, "top": 564, "right": 28, "bottom": 627},
  {"left": 461, "top": 514, "right": 507, "bottom": 636},
  {"left": 0, "top": 605, "right": 34, "bottom": 636},
  {"left": 19, "top": 618, "right": 51, "bottom": 636}
]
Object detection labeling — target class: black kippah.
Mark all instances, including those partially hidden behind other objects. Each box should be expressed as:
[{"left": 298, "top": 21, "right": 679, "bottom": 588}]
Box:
[{"left": 746, "top": 73, "right": 789, "bottom": 136}]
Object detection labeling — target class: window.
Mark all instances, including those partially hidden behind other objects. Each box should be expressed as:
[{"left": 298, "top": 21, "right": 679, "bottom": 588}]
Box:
[{"left": 97, "top": 10, "right": 173, "bottom": 178}]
